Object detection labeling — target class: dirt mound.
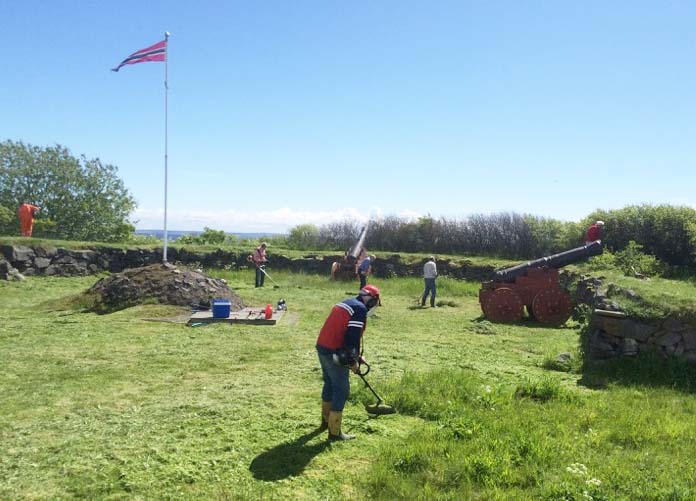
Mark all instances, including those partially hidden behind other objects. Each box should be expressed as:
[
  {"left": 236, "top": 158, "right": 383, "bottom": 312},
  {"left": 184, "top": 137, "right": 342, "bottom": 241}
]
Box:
[{"left": 85, "top": 263, "right": 244, "bottom": 313}]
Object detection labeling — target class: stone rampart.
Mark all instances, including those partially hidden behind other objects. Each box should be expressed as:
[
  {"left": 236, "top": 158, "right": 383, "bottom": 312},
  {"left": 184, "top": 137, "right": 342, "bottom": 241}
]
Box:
[
  {"left": 0, "top": 244, "right": 495, "bottom": 282},
  {"left": 589, "top": 312, "right": 696, "bottom": 364}
]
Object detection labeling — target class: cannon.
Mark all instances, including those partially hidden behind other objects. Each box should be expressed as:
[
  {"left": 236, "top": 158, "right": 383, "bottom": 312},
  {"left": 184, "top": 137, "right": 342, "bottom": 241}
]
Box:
[
  {"left": 331, "top": 224, "right": 369, "bottom": 280},
  {"left": 478, "top": 241, "right": 603, "bottom": 325}
]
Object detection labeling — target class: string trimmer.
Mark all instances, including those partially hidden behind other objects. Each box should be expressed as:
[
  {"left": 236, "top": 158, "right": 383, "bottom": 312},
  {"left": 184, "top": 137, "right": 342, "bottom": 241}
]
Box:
[
  {"left": 356, "top": 362, "right": 396, "bottom": 415},
  {"left": 257, "top": 265, "right": 281, "bottom": 288},
  {"left": 247, "top": 255, "right": 281, "bottom": 288}
]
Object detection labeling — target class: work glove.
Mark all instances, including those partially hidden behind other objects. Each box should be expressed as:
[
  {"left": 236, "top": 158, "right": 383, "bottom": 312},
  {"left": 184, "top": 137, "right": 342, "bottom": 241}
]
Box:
[
  {"left": 351, "top": 355, "right": 367, "bottom": 373},
  {"left": 333, "top": 347, "right": 359, "bottom": 368}
]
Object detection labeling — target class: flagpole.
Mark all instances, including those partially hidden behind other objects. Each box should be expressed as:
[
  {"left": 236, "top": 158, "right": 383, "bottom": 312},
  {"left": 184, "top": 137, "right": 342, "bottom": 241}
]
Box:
[{"left": 163, "top": 31, "right": 170, "bottom": 263}]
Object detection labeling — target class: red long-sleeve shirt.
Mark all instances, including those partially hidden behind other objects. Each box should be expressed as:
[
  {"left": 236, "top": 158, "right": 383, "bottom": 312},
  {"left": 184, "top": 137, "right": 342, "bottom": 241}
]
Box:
[
  {"left": 586, "top": 224, "right": 602, "bottom": 242},
  {"left": 316, "top": 297, "right": 367, "bottom": 353}
]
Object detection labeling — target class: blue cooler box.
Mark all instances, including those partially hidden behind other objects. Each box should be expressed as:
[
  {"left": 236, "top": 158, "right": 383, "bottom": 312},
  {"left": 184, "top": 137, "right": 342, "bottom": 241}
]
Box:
[{"left": 212, "top": 298, "right": 231, "bottom": 318}]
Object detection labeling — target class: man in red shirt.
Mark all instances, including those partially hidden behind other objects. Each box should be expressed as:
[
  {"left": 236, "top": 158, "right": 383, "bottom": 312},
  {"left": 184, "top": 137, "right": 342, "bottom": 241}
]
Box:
[
  {"left": 17, "top": 203, "right": 40, "bottom": 237},
  {"left": 585, "top": 220, "right": 604, "bottom": 244},
  {"left": 316, "top": 285, "right": 381, "bottom": 441}
]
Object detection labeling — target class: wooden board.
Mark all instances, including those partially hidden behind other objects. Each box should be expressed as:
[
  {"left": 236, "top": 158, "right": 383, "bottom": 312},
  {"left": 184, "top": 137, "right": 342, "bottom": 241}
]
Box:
[{"left": 188, "top": 308, "right": 285, "bottom": 326}]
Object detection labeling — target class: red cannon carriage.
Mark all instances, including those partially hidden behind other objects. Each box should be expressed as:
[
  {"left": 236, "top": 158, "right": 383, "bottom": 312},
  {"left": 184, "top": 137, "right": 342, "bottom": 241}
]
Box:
[{"left": 479, "top": 241, "right": 603, "bottom": 325}]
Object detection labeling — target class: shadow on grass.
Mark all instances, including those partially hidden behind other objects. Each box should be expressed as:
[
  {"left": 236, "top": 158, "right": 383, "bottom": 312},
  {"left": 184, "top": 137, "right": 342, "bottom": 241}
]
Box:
[
  {"left": 470, "top": 314, "right": 576, "bottom": 330},
  {"left": 579, "top": 352, "right": 696, "bottom": 394},
  {"left": 407, "top": 302, "right": 458, "bottom": 311},
  {"left": 249, "top": 427, "right": 329, "bottom": 481}
]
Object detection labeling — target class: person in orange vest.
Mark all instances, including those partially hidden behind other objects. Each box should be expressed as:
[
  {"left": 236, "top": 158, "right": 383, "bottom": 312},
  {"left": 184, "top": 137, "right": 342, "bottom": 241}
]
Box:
[{"left": 18, "top": 203, "right": 40, "bottom": 237}]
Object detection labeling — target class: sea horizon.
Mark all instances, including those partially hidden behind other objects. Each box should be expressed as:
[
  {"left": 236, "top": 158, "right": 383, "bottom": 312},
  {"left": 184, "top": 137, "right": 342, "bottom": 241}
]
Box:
[{"left": 135, "top": 229, "right": 284, "bottom": 240}]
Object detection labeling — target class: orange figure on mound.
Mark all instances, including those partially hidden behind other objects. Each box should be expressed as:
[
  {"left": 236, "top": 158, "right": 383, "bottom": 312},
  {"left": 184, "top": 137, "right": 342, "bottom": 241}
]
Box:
[{"left": 18, "top": 203, "right": 40, "bottom": 237}]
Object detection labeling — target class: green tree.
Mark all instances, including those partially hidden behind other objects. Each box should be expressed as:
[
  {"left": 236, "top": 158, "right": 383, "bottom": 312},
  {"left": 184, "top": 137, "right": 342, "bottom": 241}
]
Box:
[
  {"left": 287, "top": 224, "right": 320, "bottom": 250},
  {"left": 177, "top": 227, "right": 231, "bottom": 246},
  {"left": 0, "top": 140, "right": 136, "bottom": 241},
  {"left": 0, "top": 204, "right": 16, "bottom": 235}
]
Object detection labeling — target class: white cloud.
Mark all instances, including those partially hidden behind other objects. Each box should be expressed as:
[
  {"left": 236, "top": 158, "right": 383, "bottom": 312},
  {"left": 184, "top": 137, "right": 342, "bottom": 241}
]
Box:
[{"left": 132, "top": 206, "right": 425, "bottom": 233}]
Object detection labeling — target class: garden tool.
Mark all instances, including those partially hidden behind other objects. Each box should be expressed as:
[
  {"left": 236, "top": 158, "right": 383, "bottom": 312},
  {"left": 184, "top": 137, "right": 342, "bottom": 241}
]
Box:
[
  {"left": 356, "top": 362, "right": 396, "bottom": 415},
  {"left": 257, "top": 264, "right": 281, "bottom": 288}
]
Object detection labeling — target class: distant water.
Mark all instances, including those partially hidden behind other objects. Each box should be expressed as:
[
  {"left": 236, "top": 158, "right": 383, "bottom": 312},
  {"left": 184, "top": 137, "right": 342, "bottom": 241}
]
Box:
[{"left": 135, "top": 230, "right": 283, "bottom": 241}]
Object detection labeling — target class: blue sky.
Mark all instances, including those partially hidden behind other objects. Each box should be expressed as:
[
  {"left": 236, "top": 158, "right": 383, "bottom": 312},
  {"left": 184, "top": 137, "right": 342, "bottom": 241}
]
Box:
[{"left": 2, "top": 1, "right": 695, "bottom": 232}]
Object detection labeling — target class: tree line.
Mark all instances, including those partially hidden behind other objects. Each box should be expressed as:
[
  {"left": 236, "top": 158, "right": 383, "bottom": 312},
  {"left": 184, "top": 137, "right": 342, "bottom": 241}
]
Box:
[
  {"left": 3, "top": 140, "right": 696, "bottom": 270},
  {"left": 286, "top": 206, "right": 696, "bottom": 270}
]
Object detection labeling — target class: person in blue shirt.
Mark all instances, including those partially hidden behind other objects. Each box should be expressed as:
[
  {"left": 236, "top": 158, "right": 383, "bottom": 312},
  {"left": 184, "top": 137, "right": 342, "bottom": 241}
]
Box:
[{"left": 358, "top": 254, "right": 375, "bottom": 289}]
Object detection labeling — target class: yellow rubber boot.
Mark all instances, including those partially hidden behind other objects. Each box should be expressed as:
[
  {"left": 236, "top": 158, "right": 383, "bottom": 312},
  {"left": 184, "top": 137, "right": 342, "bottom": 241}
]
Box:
[
  {"left": 328, "top": 411, "right": 355, "bottom": 441},
  {"left": 320, "top": 401, "right": 331, "bottom": 431}
]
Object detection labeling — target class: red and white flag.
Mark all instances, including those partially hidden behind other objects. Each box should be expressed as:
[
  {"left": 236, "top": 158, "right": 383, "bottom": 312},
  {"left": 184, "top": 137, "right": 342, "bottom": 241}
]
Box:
[{"left": 111, "top": 39, "right": 166, "bottom": 72}]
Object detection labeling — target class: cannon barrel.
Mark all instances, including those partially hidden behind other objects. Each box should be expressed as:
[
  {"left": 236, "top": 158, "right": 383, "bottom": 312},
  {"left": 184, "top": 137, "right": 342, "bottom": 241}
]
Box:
[
  {"left": 348, "top": 224, "right": 369, "bottom": 260},
  {"left": 493, "top": 241, "right": 603, "bottom": 283}
]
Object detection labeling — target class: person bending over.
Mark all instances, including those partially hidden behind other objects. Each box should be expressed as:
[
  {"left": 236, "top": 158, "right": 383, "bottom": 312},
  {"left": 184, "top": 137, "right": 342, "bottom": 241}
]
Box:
[{"left": 315, "top": 285, "right": 381, "bottom": 441}]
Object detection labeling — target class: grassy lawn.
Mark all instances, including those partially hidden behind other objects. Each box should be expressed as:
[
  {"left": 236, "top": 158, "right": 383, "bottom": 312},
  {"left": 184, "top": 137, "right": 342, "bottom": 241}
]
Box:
[
  {"left": 573, "top": 264, "right": 696, "bottom": 323},
  {"left": 2, "top": 269, "right": 696, "bottom": 499}
]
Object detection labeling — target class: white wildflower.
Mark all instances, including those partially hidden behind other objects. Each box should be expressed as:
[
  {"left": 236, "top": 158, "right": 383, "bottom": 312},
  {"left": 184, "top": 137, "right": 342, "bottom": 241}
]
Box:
[{"left": 566, "top": 463, "right": 588, "bottom": 476}]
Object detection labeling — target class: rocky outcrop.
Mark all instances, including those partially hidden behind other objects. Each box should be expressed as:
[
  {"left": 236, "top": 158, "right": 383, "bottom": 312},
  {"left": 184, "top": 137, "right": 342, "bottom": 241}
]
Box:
[
  {"left": 0, "top": 244, "right": 496, "bottom": 281},
  {"left": 0, "top": 258, "right": 24, "bottom": 281}
]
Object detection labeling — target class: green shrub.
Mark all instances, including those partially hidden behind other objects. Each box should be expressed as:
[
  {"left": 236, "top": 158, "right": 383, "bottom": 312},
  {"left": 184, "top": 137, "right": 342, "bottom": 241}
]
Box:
[
  {"left": 125, "top": 233, "right": 162, "bottom": 245},
  {"left": 586, "top": 204, "right": 696, "bottom": 268},
  {"left": 585, "top": 251, "right": 616, "bottom": 271},
  {"left": 614, "top": 241, "right": 667, "bottom": 277},
  {"left": 176, "top": 227, "right": 237, "bottom": 246}
]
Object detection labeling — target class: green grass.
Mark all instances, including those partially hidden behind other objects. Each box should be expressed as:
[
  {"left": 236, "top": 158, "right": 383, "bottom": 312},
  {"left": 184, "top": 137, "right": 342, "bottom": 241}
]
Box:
[
  {"left": 571, "top": 263, "right": 696, "bottom": 322},
  {"left": 2, "top": 269, "right": 696, "bottom": 499}
]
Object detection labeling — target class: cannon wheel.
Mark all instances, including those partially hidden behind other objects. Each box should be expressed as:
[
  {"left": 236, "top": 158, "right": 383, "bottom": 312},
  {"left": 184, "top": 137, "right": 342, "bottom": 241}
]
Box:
[
  {"left": 483, "top": 287, "right": 524, "bottom": 323},
  {"left": 531, "top": 288, "right": 573, "bottom": 325}
]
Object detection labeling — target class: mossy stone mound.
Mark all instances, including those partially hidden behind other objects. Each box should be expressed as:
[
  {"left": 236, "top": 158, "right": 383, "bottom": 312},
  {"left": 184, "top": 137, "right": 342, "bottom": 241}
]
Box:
[{"left": 86, "top": 263, "right": 244, "bottom": 313}]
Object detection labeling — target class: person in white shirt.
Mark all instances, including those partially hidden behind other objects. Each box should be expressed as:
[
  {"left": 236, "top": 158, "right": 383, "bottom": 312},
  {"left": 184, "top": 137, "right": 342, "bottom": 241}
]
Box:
[{"left": 421, "top": 256, "right": 438, "bottom": 307}]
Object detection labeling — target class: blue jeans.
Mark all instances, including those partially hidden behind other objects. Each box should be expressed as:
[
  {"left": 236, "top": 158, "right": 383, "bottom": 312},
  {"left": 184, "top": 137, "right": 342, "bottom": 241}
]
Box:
[
  {"left": 255, "top": 266, "right": 265, "bottom": 287},
  {"left": 359, "top": 273, "right": 367, "bottom": 289},
  {"left": 422, "top": 278, "right": 436, "bottom": 306},
  {"left": 317, "top": 348, "right": 350, "bottom": 411}
]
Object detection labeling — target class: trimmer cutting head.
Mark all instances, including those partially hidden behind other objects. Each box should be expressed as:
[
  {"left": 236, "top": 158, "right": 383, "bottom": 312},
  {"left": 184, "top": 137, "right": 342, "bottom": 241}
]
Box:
[
  {"left": 357, "top": 363, "right": 396, "bottom": 416},
  {"left": 365, "top": 402, "right": 396, "bottom": 415}
]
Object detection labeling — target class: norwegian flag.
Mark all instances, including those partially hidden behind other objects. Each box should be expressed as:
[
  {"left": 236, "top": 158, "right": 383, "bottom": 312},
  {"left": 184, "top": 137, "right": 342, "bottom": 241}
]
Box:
[{"left": 111, "top": 39, "right": 166, "bottom": 72}]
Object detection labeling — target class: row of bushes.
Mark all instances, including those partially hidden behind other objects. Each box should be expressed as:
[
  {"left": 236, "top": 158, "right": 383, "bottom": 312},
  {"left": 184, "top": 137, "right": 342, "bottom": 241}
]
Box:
[{"left": 282, "top": 204, "right": 696, "bottom": 270}]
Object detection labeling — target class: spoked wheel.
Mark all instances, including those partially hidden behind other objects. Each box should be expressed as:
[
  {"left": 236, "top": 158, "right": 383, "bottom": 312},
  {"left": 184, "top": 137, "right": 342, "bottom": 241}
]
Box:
[
  {"left": 483, "top": 287, "right": 524, "bottom": 323},
  {"left": 531, "top": 288, "right": 573, "bottom": 325}
]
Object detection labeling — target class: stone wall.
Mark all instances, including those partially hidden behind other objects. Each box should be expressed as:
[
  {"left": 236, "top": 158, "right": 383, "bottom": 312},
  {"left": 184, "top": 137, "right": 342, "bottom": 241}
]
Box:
[
  {"left": 0, "top": 244, "right": 495, "bottom": 281},
  {"left": 580, "top": 276, "right": 696, "bottom": 364},
  {"left": 589, "top": 312, "right": 696, "bottom": 364}
]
